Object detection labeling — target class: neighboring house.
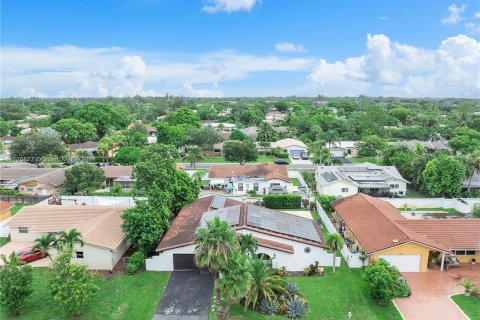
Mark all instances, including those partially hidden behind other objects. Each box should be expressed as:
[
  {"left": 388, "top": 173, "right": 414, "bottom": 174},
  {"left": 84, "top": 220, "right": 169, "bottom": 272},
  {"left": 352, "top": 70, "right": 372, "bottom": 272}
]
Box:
[
  {"left": 463, "top": 168, "right": 480, "bottom": 192},
  {"left": 37, "top": 195, "right": 141, "bottom": 206},
  {"left": 329, "top": 141, "right": 358, "bottom": 157},
  {"left": 264, "top": 111, "right": 286, "bottom": 124},
  {"left": 146, "top": 195, "right": 339, "bottom": 271},
  {"left": 239, "top": 126, "right": 258, "bottom": 137},
  {"left": 201, "top": 121, "right": 237, "bottom": 132},
  {"left": 69, "top": 141, "right": 100, "bottom": 156},
  {"left": 6, "top": 205, "right": 130, "bottom": 270},
  {"left": 147, "top": 127, "right": 157, "bottom": 144},
  {"left": 316, "top": 164, "right": 409, "bottom": 197},
  {"left": 332, "top": 194, "right": 480, "bottom": 272},
  {"left": 26, "top": 113, "right": 49, "bottom": 120},
  {"left": 203, "top": 142, "right": 224, "bottom": 157},
  {"left": 0, "top": 167, "right": 66, "bottom": 196},
  {"left": 208, "top": 162, "right": 292, "bottom": 195},
  {"left": 156, "top": 115, "right": 166, "bottom": 121},
  {"left": 103, "top": 165, "right": 134, "bottom": 189},
  {"left": 267, "top": 138, "right": 308, "bottom": 157},
  {"left": 0, "top": 201, "right": 14, "bottom": 237}
]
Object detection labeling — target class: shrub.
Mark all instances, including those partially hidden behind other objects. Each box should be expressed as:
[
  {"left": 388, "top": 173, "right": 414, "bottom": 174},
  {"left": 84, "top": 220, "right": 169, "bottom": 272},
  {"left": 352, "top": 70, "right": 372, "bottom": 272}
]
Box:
[
  {"left": 303, "top": 261, "right": 320, "bottom": 276},
  {"left": 460, "top": 278, "right": 477, "bottom": 296},
  {"left": 276, "top": 152, "right": 290, "bottom": 159},
  {"left": 316, "top": 195, "right": 336, "bottom": 214},
  {"left": 275, "top": 266, "right": 290, "bottom": 278},
  {"left": 300, "top": 171, "right": 315, "bottom": 190},
  {"left": 247, "top": 190, "right": 258, "bottom": 197},
  {"left": 259, "top": 299, "right": 279, "bottom": 315},
  {"left": 472, "top": 206, "right": 480, "bottom": 218},
  {"left": 127, "top": 251, "right": 146, "bottom": 275},
  {"left": 285, "top": 297, "right": 307, "bottom": 319},
  {"left": 286, "top": 282, "right": 300, "bottom": 296},
  {"left": 263, "top": 194, "right": 302, "bottom": 209},
  {"left": 0, "top": 253, "right": 33, "bottom": 315}
]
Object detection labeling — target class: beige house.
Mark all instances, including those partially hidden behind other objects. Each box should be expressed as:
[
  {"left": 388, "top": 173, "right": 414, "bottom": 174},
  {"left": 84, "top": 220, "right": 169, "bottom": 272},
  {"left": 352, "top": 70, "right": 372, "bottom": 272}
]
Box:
[
  {"left": 6, "top": 205, "right": 130, "bottom": 270},
  {"left": 103, "top": 165, "right": 135, "bottom": 189},
  {"left": 0, "top": 167, "right": 66, "bottom": 196}
]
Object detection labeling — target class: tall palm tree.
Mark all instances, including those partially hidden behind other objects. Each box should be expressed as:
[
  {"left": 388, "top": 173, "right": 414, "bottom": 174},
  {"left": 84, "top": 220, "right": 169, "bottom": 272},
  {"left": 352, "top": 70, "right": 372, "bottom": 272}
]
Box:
[
  {"left": 461, "top": 151, "right": 480, "bottom": 192},
  {"left": 56, "top": 229, "right": 84, "bottom": 250},
  {"left": 194, "top": 217, "right": 238, "bottom": 312},
  {"left": 238, "top": 234, "right": 258, "bottom": 257},
  {"left": 244, "top": 258, "right": 287, "bottom": 310},
  {"left": 325, "top": 232, "right": 344, "bottom": 273},
  {"left": 32, "top": 233, "right": 56, "bottom": 260},
  {"left": 185, "top": 147, "right": 204, "bottom": 169}
]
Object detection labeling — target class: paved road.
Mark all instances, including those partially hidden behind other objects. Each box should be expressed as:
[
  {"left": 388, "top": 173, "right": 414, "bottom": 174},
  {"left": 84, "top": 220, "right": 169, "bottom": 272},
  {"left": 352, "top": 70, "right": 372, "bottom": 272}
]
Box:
[
  {"left": 181, "top": 163, "right": 316, "bottom": 170},
  {"left": 153, "top": 271, "right": 214, "bottom": 320}
]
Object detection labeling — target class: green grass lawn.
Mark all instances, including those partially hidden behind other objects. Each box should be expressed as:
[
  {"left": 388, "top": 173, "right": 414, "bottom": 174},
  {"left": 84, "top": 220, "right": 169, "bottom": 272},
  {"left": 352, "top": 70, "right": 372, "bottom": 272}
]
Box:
[
  {"left": 225, "top": 268, "right": 401, "bottom": 320},
  {"left": 0, "top": 268, "right": 170, "bottom": 320},
  {"left": 0, "top": 237, "right": 10, "bottom": 247},
  {"left": 290, "top": 178, "right": 301, "bottom": 186},
  {"left": 398, "top": 207, "right": 460, "bottom": 213},
  {"left": 10, "top": 203, "right": 26, "bottom": 216},
  {"left": 348, "top": 156, "right": 381, "bottom": 165},
  {"left": 404, "top": 189, "right": 428, "bottom": 198},
  {"left": 451, "top": 294, "right": 480, "bottom": 320},
  {"left": 177, "top": 156, "right": 291, "bottom": 164}
]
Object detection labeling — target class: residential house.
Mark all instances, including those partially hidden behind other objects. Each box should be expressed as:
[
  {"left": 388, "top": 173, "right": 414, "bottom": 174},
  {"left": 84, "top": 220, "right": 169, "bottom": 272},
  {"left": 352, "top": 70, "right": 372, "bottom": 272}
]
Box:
[
  {"left": 0, "top": 167, "right": 66, "bottom": 196},
  {"left": 239, "top": 126, "right": 258, "bottom": 137},
  {"left": 26, "top": 113, "right": 49, "bottom": 120},
  {"left": 332, "top": 194, "right": 480, "bottom": 272},
  {"left": 201, "top": 121, "right": 237, "bottom": 132},
  {"left": 146, "top": 195, "right": 339, "bottom": 271},
  {"left": 316, "top": 164, "right": 409, "bottom": 197},
  {"left": 329, "top": 141, "right": 358, "bottom": 157},
  {"left": 264, "top": 111, "right": 287, "bottom": 124},
  {"left": 156, "top": 115, "right": 166, "bottom": 121},
  {"left": 103, "top": 165, "right": 134, "bottom": 189},
  {"left": 272, "top": 126, "right": 288, "bottom": 134},
  {"left": 147, "top": 127, "right": 157, "bottom": 144},
  {"left": 6, "top": 205, "right": 130, "bottom": 270},
  {"left": 69, "top": 141, "right": 100, "bottom": 156},
  {"left": 208, "top": 162, "right": 292, "bottom": 195},
  {"left": 269, "top": 138, "right": 308, "bottom": 157}
]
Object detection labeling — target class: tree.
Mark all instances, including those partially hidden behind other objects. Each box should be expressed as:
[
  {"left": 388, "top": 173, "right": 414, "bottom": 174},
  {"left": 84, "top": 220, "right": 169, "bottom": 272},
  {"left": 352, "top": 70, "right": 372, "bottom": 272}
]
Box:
[
  {"left": 51, "top": 118, "right": 97, "bottom": 143},
  {"left": 154, "top": 121, "right": 188, "bottom": 147},
  {"left": 185, "top": 147, "right": 204, "bottom": 169},
  {"left": 363, "top": 259, "right": 408, "bottom": 306},
  {"left": 113, "top": 146, "right": 143, "bottom": 165},
  {"left": 56, "top": 229, "right": 84, "bottom": 249},
  {"left": 32, "top": 233, "right": 56, "bottom": 260},
  {"left": 461, "top": 151, "right": 480, "bottom": 192},
  {"left": 166, "top": 107, "right": 200, "bottom": 128},
  {"left": 388, "top": 106, "right": 413, "bottom": 125},
  {"left": 274, "top": 101, "right": 289, "bottom": 113},
  {"left": 238, "top": 234, "right": 258, "bottom": 257},
  {"left": 422, "top": 155, "right": 465, "bottom": 198},
  {"left": 11, "top": 131, "right": 66, "bottom": 164},
  {"left": 121, "top": 190, "right": 171, "bottom": 254},
  {"left": 123, "top": 130, "right": 148, "bottom": 147},
  {"left": 49, "top": 248, "right": 98, "bottom": 317},
  {"left": 325, "top": 233, "right": 343, "bottom": 273},
  {"left": 256, "top": 122, "right": 278, "bottom": 143},
  {"left": 449, "top": 128, "right": 480, "bottom": 155},
  {"left": 63, "top": 163, "right": 105, "bottom": 195},
  {"left": 74, "top": 103, "right": 129, "bottom": 137},
  {"left": 357, "top": 135, "right": 387, "bottom": 157},
  {"left": 223, "top": 140, "right": 258, "bottom": 165},
  {"left": 229, "top": 129, "right": 247, "bottom": 141},
  {"left": 184, "top": 127, "right": 223, "bottom": 150},
  {"left": 0, "top": 252, "right": 33, "bottom": 316}
]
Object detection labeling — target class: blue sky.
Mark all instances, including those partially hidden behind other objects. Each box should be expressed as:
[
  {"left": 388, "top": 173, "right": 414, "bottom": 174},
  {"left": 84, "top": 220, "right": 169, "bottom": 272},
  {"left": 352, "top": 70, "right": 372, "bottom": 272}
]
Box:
[{"left": 1, "top": 0, "right": 479, "bottom": 97}]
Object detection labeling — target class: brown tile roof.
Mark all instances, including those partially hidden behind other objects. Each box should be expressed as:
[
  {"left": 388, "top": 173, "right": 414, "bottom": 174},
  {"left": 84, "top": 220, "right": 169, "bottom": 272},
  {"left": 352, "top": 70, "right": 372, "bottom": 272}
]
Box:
[
  {"left": 6, "top": 206, "right": 128, "bottom": 250},
  {"left": 0, "top": 201, "right": 14, "bottom": 213},
  {"left": 332, "top": 194, "right": 451, "bottom": 254},
  {"left": 254, "top": 236, "right": 294, "bottom": 254},
  {"left": 396, "top": 220, "right": 480, "bottom": 250},
  {"left": 103, "top": 166, "right": 133, "bottom": 179},
  {"left": 69, "top": 141, "right": 99, "bottom": 151},
  {"left": 31, "top": 169, "right": 66, "bottom": 187},
  {"left": 208, "top": 162, "right": 290, "bottom": 183},
  {"left": 0, "top": 168, "right": 58, "bottom": 181}
]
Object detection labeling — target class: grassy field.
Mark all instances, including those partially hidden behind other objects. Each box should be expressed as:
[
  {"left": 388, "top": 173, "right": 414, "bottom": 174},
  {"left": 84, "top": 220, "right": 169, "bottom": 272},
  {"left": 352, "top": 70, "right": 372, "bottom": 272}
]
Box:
[
  {"left": 10, "top": 203, "right": 26, "bottom": 216},
  {"left": 0, "top": 237, "right": 9, "bottom": 247},
  {"left": 177, "top": 156, "right": 291, "bottom": 164},
  {"left": 290, "top": 178, "right": 301, "bottom": 186},
  {"left": 404, "top": 189, "right": 428, "bottom": 198},
  {"left": 0, "top": 268, "right": 170, "bottom": 320},
  {"left": 451, "top": 294, "right": 480, "bottom": 320},
  {"left": 348, "top": 156, "right": 381, "bottom": 165},
  {"left": 224, "top": 268, "right": 401, "bottom": 320}
]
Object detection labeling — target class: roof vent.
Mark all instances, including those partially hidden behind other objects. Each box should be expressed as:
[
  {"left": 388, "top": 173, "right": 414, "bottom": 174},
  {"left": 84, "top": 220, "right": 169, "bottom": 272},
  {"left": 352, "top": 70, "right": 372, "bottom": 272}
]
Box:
[{"left": 392, "top": 239, "right": 399, "bottom": 243}]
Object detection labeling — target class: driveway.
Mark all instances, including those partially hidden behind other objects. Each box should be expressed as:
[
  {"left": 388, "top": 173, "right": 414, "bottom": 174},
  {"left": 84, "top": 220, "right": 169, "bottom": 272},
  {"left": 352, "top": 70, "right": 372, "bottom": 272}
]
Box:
[
  {"left": 394, "top": 271, "right": 467, "bottom": 320},
  {"left": 0, "top": 241, "right": 50, "bottom": 267},
  {"left": 153, "top": 271, "right": 214, "bottom": 320}
]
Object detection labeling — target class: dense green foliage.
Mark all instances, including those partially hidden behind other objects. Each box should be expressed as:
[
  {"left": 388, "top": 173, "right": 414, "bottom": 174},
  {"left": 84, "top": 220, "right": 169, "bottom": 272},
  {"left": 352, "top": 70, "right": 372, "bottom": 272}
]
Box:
[
  {"left": 422, "top": 155, "right": 465, "bottom": 197},
  {"left": 0, "top": 253, "right": 33, "bottom": 315},
  {"left": 263, "top": 194, "right": 302, "bottom": 209},
  {"left": 11, "top": 131, "right": 66, "bottom": 164},
  {"left": 51, "top": 118, "right": 97, "bottom": 143},
  {"left": 113, "top": 146, "right": 143, "bottom": 165},
  {"left": 63, "top": 163, "right": 106, "bottom": 195},
  {"left": 127, "top": 251, "right": 146, "bottom": 275},
  {"left": 223, "top": 140, "right": 258, "bottom": 164}
]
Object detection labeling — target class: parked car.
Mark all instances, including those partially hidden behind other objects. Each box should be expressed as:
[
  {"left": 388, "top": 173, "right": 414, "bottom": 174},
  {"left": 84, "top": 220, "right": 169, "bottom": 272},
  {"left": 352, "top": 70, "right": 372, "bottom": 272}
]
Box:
[
  {"left": 274, "top": 160, "right": 289, "bottom": 165},
  {"left": 292, "top": 154, "right": 300, "bottom": 160},
  {"left": 300, "top": 152, "right": 308, "bottom": 160},
  {"left": 16, "top": 247, "right": 46, "bottom": 264},
  {"left": 397, "top": 275, "right": 412, "bottom": 297}
]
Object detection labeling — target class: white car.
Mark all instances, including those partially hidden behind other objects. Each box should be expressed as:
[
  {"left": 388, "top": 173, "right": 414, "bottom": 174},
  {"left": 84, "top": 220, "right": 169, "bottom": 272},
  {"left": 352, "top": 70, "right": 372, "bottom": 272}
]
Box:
[{"left": 292, "top": 154, "right": 300, "bottom": 160}]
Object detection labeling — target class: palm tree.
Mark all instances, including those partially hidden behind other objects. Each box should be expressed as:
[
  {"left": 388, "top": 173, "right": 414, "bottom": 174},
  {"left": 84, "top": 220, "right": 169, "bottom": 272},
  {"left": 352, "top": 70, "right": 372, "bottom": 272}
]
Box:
[
  {"left": 194, "top": 217, "right": 238, "bottom": 312},
  {"left": 325, "top": 233, "right": 344, "bottom": 273},
  {"left": 32, "top": 233, "right": 56, "bottom": 260},
  {"left": 238, "top": 234, "right": 258, "bottom": 257},
  {"left": 56, "top": 229, "right": 84, "bottom": 250},
  {"left": 185, "top": 147, "right": 204, "bottom": 169},
  {"left": 461, "top": 151, "right": 480, "bottom": 192},
  {"left": 244, "top": 258, "right": 287, "bottom": 310},
  {"left": 323, "top": 129, "right": 340, "bottom": 148}
]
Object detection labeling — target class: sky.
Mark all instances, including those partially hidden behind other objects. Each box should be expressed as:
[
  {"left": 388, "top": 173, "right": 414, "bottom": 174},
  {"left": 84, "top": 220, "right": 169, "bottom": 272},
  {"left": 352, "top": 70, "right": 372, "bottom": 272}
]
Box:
[{"left": 1, "top": 0, "right": 479, "bottom": 98}]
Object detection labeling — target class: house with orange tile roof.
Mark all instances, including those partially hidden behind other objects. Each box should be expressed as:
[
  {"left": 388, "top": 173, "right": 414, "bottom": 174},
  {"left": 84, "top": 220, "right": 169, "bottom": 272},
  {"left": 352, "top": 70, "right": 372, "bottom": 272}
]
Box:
[
  {"left": 207, "top": 162, "right": 292, "bottom": 195},
  {"left": 146, "top": 195, "right": 340, "bottom": 271},
  {"left": 331, "top": 193, "right": 480, "bottom": 272}
]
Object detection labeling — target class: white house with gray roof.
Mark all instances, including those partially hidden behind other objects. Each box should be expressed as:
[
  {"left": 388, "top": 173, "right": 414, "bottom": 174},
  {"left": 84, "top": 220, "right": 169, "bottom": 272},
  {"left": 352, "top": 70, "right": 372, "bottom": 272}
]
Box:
[{"left": 316, "top": 164, "right": 409, "bottom": 197}]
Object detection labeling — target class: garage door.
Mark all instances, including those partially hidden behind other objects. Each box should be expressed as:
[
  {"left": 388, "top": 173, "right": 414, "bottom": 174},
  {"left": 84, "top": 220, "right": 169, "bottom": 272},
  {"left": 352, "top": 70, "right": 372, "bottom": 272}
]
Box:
[
  {"left": 379, "top": 255, "right": 421, "bottom": 272},
  {"left": 330, "top": 149, "right": 344, "bottom": 157},
  {"left": 289, "top": 150, "right": 304, "bottom": 156},
  {"left": 173, "top": 254, "right": 197, "bottom": 270}
]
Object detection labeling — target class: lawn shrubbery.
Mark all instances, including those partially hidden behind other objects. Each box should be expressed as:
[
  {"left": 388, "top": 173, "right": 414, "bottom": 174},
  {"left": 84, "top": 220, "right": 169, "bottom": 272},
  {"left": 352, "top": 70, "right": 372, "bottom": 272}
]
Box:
[
  {"left": 127, "top": 251, "right": 146, "bottom": 275},
  {"left": 316, "top": 195, "right": 336, "bottom": 214},
  {"left": 263, "top": 194, "right": 302, "bottom": 209}
]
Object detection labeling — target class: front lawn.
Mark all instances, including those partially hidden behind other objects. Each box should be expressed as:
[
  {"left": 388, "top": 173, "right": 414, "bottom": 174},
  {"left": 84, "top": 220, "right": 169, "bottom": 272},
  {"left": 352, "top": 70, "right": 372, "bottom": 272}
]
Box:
[
  {"left": 0, "top": 237, "right": 9, "bottom": 247},
  {"left": 451, "top": 294, "right": 480, "bottom": 320},
  {"left": 225, "top": 268, "right": 401, "bottom": 320},
  {"left": 348, "top": 156, "right": 382, "bottom": 165},
  {"left": 1, "top": 268, "right": 170, "bottom": 320},
  {"left": 10, "top": 203, "right": 26, "bottom": 216},
  {"left": 290, "top": 178, "right": 301, "bottom": 186},
  {"left": 404, "top": 189, "right": 428, "bottom": 198}
]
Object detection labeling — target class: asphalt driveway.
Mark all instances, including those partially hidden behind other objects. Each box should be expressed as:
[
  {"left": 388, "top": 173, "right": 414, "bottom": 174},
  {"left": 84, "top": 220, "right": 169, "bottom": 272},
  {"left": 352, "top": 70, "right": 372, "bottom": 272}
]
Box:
[{"left": 153, "top": 271, "right": 214, "bottom": 320}]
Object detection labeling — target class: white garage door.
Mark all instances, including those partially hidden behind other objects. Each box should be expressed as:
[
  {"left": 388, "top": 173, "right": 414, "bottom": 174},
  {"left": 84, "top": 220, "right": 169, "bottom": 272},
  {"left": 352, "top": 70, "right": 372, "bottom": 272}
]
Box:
[
  {"left": 330, "top": 150, "right": 344, "bottom": 157},
  {"left": 379, "top": 254, "right": 421, "bottom": 272}
]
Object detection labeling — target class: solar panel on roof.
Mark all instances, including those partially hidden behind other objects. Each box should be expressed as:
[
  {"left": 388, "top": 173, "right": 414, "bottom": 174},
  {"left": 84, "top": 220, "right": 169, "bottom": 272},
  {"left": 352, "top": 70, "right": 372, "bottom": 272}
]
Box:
[
  {"left": 198, "top": 205, "right": 241, "bottom": 228},
  {"left": 210, "top": 195, "right": 227, "bottom": 209},
  {"left": 338, "top": 166, "right": 368, "bottom": 172},
  {"left": 321, "top": 172, "right": 338, "bottom": 182}
]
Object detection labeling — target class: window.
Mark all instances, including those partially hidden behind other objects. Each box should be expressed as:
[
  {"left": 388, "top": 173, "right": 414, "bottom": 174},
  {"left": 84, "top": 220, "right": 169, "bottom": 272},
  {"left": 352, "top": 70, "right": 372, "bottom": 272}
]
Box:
[
  {"left": 238, "top": 183, "right": 243, "bottom": 191},
  {"left": 75, "top": 251, "right": 84, "bottom": 259},
  {"left": 253, "top": 183, "right": 259, "bottom": 191},
  {"left": 454, "top": 250, "right": 476, "bottom": 256},
  {"left": 389, "top": 184, "right": 399, "bottom": 189},
  {"left": 19, "top": 227, "right": 28, "bottom": 233},
  {"left": 304, "top": 247, "right": 311, "bottom": 254},
  {"left": 399, "top": 191, "right": 404, "bottom": 195},
  {"left": 341, "top": 188, "right": 349, "bottom": 193},
  {"left": 26, "top": 186, "right": 33, "bottom": 191}
]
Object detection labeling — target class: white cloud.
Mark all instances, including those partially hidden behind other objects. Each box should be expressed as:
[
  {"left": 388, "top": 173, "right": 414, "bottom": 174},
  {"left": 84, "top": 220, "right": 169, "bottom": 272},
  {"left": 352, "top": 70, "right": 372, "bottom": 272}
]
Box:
[
  {"left": 18, "top": 87, "right": 48, "bottom": 98},
  {"left": 181, "top": 83, "right": 224, "bottom": 97},
  {"left": 275, "top": 42, "right": 308, "bottom": 53},
  {"left": 465, "top": 22, "right": 480, "bottom": 34},
  {"left": 441, "top": 4, "right": 466, "bottom": 25},
  {"left": 202, "top": 0, "right": 260, "bottom": 13},
  {"left": 474, "top": 11, "right": 480, "bottom": 18},
  {"left": 303, "top": 34, "right": 480, "bottom": 97}
]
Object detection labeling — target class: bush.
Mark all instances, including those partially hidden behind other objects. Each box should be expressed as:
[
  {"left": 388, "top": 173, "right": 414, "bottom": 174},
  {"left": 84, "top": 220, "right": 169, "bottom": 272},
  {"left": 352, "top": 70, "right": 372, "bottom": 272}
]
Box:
[
  {"left": 0, "top": 253, "right": 33, "bottom": 315},
  {"left": 300, "top": 171, "right": 315, "bottom": 189},
  {"left": 263, "top": 194, "right": 302, "bottom": 209},
  {"left": 127, "top": 252, "right": 146, "bottom": 275},
  {"left": 285, "top": 297, "right": 307, "bottom": 319},
  {"left": 276, "top": 152, "right": 290, "bottom": 159},
  {"left": 302, "top": 261, "right": 321, "bottom": 277},
  {"left": 286, "top": 282, "right": 300, "bottom": 296},
  {"left": 259, "top": 299, "right": 279, "bottom": 315},
  {"left": 316, "top": 195, "right": 336, "bottom": 214},
  {"left": 247, "top": 190, "right": 258, "bottom": 197},
  {"left": 472, "top": 206, "right": 480, "bottom": 218}
]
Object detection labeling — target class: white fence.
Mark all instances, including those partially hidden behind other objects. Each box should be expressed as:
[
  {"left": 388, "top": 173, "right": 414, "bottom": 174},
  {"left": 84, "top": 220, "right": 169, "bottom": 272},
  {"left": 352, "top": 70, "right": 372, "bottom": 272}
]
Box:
[
  {"left": 379, "top": 197, "right": 479, "bottom": 214},
  {"left": 315, "top": 200, "right": 364, "bottom": 268}
]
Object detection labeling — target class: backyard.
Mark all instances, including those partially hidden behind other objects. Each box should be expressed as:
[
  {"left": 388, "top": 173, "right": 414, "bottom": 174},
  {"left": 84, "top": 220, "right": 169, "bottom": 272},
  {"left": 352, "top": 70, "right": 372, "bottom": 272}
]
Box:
[
  {"left": 177, "top": 156, "right": 291, "bottom": 164},
  {"left": 348, "top": 156, "right": 381, "bottom": 165},
  {"left": 0, "top": 268, "right": 170, "bottom": 320},
  {"left": 451, "top": 294, "right": 480, "bottom": 320}
]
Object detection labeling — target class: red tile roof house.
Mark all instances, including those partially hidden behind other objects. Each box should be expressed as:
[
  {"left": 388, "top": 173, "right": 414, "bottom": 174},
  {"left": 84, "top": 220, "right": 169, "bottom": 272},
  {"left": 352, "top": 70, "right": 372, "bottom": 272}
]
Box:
[
  {"left": 103, "top": 165, "right": 135, "bottom": 190},
  {"left": 146, "top": 195, "right": 340, "bottom": 271},
  {"left": 207, "top": 163, "right": 292, "bottom": 195}
]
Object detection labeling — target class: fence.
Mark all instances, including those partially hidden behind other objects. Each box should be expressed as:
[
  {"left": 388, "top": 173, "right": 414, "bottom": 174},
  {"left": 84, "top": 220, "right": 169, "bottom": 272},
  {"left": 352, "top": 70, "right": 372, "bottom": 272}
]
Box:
[
  {"left": 0, "top": 195, "right": 49, "bottom": 204},
  {"left": 315, "top": 200, "right": 365, "bottom": 268}
]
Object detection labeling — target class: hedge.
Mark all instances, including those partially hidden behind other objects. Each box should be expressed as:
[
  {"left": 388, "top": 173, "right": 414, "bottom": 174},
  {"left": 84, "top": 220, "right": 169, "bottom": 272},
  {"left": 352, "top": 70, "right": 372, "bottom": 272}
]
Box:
[{"left": 263, "top": 194, "right": 302, "bottom": 209}]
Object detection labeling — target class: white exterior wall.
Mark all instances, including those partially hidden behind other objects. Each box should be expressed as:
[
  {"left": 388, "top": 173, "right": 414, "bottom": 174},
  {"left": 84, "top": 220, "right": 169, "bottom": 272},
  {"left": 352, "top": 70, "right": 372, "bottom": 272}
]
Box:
[
  {"left": 283, "top": 146, "right": 308, "bottom": 154},
  {"left": 379, "top": 197, "right": 479, "bottom": 214},
  {"left": 387, "top": 179, "right": 408, "bottom": 196},
  {"left": 146, "top": 245, "right": 196, "bottom": 271},
  {"left": 233, "top": 178, "right": 292, "bottom": 195},
  {"left": 9, "top": 227, "right": 44, "bottom": 242},
  {"left": 316, "top": 181, "right": 358, "bottom": 197}
]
